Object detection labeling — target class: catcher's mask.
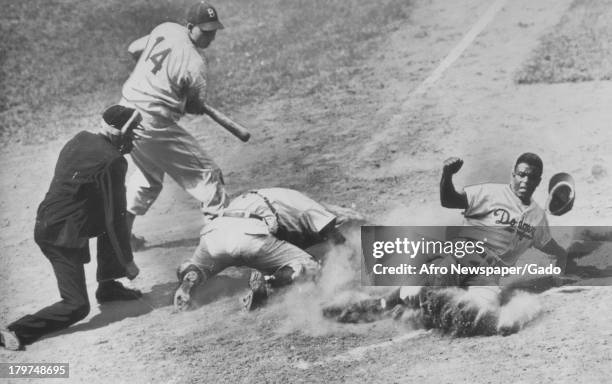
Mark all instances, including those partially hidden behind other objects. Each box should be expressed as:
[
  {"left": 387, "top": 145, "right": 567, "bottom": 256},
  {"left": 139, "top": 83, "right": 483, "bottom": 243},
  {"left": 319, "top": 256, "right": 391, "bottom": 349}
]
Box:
[
  {"left": 546, "top": 172, "right": 575, "bottom": 216},
  {"left": 101, "top": 105, "right": 143, "bottom": 154}
]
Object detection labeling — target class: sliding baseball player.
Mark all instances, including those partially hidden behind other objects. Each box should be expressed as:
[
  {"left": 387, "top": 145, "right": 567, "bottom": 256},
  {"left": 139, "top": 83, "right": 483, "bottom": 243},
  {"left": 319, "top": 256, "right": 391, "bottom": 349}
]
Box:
[{"left": 326, "top": 153, "right": 573, "bottom": 336}]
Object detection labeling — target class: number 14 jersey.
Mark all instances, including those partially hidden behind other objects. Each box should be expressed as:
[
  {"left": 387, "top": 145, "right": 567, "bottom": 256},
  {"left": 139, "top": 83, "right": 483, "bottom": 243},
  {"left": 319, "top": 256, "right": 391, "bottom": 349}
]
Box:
[{"left": 121, "top": 22, "right": 208, "bottom": 122}]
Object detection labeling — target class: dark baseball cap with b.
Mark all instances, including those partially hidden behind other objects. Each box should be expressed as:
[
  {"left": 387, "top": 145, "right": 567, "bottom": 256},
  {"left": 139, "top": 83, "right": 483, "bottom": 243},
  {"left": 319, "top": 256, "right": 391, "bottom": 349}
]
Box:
[{"left": 186, "top": 1, "right": 224, "bottom": 31}]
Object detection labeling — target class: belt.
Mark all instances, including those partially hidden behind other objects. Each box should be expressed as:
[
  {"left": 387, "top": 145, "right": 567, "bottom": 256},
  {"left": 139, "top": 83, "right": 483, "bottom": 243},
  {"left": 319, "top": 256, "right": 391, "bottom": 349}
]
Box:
[
  {"left": 217, "top": 210, "right": 265, "bottom": 221},
  {"left": 214, "top": 191, "right": 279, "bottom": 233}
]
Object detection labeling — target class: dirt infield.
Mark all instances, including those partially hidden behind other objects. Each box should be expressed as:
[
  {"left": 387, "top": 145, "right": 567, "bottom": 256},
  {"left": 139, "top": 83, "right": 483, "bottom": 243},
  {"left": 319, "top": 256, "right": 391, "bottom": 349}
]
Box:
[{"left": 1, "top": 0, "right": 611, "bottom": 383}]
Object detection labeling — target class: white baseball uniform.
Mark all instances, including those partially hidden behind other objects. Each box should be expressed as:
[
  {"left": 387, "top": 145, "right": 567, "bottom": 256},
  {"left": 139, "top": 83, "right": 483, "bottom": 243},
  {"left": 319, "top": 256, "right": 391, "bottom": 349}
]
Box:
[
  {"left": 457, "top": 183, "right": 552, "bottom": 267},
  {"left": 120, "top": 22, "right": 227, "bottom": 216},
  {"left": 187, "top": 188, "right": 337, "bottom": 278},
  {"left": 400, "top": 183, "right": 553, "bottom": 300},
  {"left": 435, "top": 182, "right": 553, "bottom": 306}
]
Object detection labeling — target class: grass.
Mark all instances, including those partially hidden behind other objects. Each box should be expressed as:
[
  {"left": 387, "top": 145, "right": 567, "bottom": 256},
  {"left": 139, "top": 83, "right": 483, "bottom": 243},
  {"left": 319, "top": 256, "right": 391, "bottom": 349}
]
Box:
[
  {"left": 0, "top": 0, "right": 411, "bottom": 146},
  {"left": 516, "top": 0, "right": 612, "bottom": 84}
]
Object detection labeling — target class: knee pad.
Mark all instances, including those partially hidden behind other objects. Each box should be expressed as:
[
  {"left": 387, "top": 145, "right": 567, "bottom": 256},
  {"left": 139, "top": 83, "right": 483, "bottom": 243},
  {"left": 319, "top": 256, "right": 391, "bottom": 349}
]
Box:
[
  {"left": 176, "top": 263, "right": 206, "bottom": 285},
  {"left": 270, "top": 266, "right": 295, "bottom": 287}
]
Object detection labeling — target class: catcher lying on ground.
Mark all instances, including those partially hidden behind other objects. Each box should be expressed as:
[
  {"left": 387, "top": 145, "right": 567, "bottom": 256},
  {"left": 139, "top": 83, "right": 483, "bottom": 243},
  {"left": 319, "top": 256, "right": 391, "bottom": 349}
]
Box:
[
  {"left": 174, "top": 187, "right": 363, "bottom": 311},
  {"left": 324, "top": 153, "right": 573, "bottom": 336}
]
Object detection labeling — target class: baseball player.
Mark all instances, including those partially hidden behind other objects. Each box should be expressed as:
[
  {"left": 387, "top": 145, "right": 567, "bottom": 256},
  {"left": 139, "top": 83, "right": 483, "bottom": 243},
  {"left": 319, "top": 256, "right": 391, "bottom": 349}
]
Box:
[
  {"left": 0, "top": 106, "right": 144, "bottom": 351},
  {"left": 390, "top": 154, "right": 568, "bottom": 317},
  {"left": 331, "top": 154, "right": 569, "bottom": 335},
  {"left": 119, "top": 1, "right": 229, "bottom": 249},
  {"left": 173, "top": 188, "right": 352, "bottom": 311}
]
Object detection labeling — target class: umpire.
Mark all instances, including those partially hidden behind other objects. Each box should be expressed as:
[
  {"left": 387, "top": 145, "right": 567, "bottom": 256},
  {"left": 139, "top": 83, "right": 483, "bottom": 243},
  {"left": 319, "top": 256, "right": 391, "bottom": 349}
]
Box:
[{"left": 0, "top": 105, "right": 144, "bottom": 351}]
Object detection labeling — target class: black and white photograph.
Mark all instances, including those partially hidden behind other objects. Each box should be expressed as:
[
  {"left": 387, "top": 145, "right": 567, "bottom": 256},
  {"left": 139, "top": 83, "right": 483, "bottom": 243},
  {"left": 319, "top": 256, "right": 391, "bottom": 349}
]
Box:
[{"left": 1, "top": 0, "right": 611, "bottom": 382}]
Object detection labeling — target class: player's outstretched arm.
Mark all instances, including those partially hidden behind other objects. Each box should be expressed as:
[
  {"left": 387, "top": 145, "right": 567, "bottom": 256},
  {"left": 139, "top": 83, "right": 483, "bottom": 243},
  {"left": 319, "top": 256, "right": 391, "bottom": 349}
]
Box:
[
  {"left": 440, "top": 157, "right": 468, "bottom": 209},
  {"left": 127, "top": 35, "right": 149, "bottom": 61}
]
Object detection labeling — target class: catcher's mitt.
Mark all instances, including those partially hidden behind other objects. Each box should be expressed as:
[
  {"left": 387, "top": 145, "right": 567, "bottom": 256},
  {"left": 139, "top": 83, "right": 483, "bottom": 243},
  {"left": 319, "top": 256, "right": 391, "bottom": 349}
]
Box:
[{"left": 546, "top": 172, "right": 575, "bottom": 216}]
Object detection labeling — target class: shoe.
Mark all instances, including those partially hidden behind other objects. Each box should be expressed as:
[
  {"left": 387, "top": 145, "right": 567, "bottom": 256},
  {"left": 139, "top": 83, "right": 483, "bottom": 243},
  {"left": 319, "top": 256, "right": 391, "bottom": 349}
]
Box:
[
  {"left": 337, "top": 298, "right": 384, "bottom": 323},
  {"left": 242, "top": 270, "right": 270, "bottom": 311},
  {"left": 96, "top": 280, "right": 143, "bottom": 304},
  {"left": 498, "top": 322, "right": 520, "bottom": 336},
  {"left": 174, "top": 271, "right": 199, "bottom": 311},
  {"left": 0, "top": 329, "right": 21, "bottom": 351},
  {"left": 130, "top": 234, "right": 146, "bottom": 251}
]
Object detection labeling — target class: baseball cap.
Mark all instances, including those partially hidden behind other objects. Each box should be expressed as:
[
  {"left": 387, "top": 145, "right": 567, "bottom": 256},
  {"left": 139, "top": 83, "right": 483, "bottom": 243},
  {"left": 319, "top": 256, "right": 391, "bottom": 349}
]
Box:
[
  {"left": 546, "top": 172, "right": 575, "bottom": 216},
  {"left": 186, "top": 2, "right": 224, "bottom": 31}
]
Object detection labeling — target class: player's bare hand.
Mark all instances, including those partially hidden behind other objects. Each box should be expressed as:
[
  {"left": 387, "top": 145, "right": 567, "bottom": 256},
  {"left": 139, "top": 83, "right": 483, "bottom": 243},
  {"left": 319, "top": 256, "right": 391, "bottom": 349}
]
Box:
[
  {"left": 443, "top": 157, "right": 463, "bottom": 175},
  {"left": 125, "top": 261, "right": 140, "bottom": 280}
]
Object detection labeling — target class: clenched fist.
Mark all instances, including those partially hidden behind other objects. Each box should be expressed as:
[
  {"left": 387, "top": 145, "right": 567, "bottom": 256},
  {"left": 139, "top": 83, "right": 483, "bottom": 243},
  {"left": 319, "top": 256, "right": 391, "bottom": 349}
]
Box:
[{"left": 443, "top": 157, "right": 464, "bottom": 175}]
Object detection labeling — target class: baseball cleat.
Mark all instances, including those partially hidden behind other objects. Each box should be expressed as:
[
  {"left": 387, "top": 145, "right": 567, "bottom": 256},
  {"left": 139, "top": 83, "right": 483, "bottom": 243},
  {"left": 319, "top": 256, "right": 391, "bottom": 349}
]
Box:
[
  {"left": 242, "top": 270, "right": 269, "bottom": 311},
  {"left": 336, "top": 298, "right": 385, "bottom": 323},
  {"left": 95, "top": 280, "right": 142, "bottom": 304},
  {"left": 0, "top": 329, "right": 21, "bottom": 351},
  {"left": 174, "top": 270, "right": 199, "bottom": 311},
  {"left": 497, "top": 323, "right": 520, "bottom": 336}
]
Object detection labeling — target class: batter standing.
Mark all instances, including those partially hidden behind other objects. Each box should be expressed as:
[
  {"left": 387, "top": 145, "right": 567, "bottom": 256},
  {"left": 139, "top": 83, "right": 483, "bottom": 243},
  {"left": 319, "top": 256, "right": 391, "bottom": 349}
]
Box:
[{"left": 119, "top": 1, "right": 229, "bottom": 247}]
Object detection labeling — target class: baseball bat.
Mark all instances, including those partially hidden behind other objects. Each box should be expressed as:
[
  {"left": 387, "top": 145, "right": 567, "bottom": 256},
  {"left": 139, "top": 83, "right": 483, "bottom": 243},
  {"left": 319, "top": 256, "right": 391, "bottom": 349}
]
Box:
[{"left": 202, "top": 103, "right": 251, "bottom": 142}]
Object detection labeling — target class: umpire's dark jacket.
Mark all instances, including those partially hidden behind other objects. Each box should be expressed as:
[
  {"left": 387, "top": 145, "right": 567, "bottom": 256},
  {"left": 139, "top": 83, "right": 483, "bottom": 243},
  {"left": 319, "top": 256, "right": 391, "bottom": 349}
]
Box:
[{"left": 34, "top": 131, "right": 133, "bottom": 266}]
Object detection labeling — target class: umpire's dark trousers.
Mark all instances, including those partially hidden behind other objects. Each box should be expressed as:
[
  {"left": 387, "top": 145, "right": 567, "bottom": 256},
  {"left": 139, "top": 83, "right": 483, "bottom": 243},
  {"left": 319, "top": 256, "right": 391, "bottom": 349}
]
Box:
[
  {"left": 7, "top": 235, "right": 126, "bottom": 346},
  {"left": 7, "top": 243, "right": 90, "bottom": 346}
]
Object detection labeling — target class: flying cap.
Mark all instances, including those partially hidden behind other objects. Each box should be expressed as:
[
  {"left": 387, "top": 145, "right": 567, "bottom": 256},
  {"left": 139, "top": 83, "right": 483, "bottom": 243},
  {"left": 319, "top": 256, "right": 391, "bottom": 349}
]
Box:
[
  {"left": 186, "top": 2, "right": 224, "bottom": 31},
  {"left": 546, "top": 172, "right": 575, "bottom": 216}
]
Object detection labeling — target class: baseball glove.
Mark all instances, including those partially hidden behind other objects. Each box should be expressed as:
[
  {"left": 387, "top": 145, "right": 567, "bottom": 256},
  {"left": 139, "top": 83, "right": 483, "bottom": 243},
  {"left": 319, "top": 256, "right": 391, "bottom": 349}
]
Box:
[{"left": 546, "top": 172, "right": 575, "bottom": 216}]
